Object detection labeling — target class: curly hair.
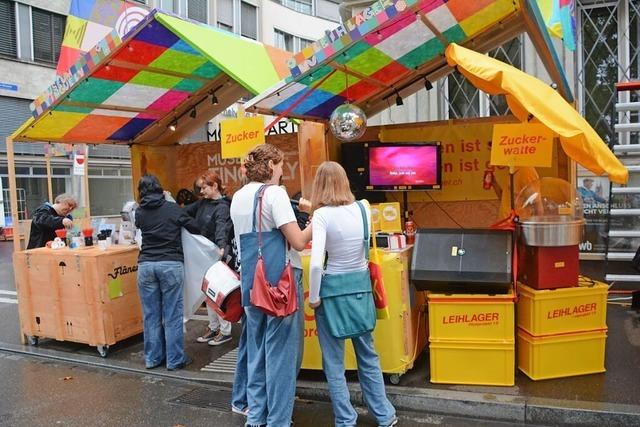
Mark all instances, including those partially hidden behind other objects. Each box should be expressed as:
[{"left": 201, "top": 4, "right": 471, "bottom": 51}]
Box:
[{"left": 243, "top": 144, "right": 284, "bottom": 183}]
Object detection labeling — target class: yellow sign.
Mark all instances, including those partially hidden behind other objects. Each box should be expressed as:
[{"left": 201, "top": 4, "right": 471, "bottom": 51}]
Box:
[
  {"left": 491, "top": 123, "right": 553, "bottom": 168},
  {"left": 220, "top": 115, "right": 265, "bottom": 159}
]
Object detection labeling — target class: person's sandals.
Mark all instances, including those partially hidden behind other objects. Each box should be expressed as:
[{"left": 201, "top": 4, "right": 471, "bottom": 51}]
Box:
[{"left": 196, "top": 327, "right": 219, "bottom": 343}]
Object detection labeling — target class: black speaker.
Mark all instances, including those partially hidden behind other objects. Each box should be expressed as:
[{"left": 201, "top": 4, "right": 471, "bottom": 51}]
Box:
[
  {"left": 340, "top": 143, "right": 386, "bottom": 203},
  {"left": 411, "top": 228, "right": 513, "bottom": 293}
]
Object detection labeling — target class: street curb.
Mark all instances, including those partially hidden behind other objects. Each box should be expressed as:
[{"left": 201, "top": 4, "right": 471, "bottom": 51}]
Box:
[{"left": 2, "top": 342, "right": 640, "bottom": 425}]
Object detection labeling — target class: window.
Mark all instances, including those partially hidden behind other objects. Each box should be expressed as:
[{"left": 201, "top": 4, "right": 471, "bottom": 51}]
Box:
[
  {"left": 0, "top": 0, "right": 17, "bottom": 58},
  {"left": 315, "top": 0, "right": 340, "bottom": 22},
  {"left": 274, "top": 29, "right": 314, "bottom": 53},
  {"left": 188, "top": 0, "right": 207, "bottom": 23},
  {"left": 277, "top": 0, "right": 312, "bottom": 15},
  {"left": 241, "top": 2, "right": 257, "bottom": 40},
  {"left": 274, "top": 29, "right": 293, "bottom": 52},
  {"left": 578, "top": 0, "right": 640, "bottom": 145},
  {"left": 32, "top": 7, "right": 65, "bottom": 64},
  {"left": 160, "top": 0, "right": 175, "bottom": 13},
  {"left": 217, "top": 0, "right": 233, "bottom": 32}
]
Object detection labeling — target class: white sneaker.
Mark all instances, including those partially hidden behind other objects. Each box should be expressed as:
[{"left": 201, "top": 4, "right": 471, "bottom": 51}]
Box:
[
  {"left": 379, "top": 417, "right": 398, "bottom": 427},
  {"left": 231, "top": 405, "right": 249, "bottom": 416}
]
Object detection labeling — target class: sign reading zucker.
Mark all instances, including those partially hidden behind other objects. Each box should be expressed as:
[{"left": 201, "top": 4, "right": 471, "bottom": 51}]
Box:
[{"left": 491, "top": 123, "right": 554, "bottom": 167}]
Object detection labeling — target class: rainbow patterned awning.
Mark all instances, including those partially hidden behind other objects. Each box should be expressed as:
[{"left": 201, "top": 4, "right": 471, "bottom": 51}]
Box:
[
  {"left": 13, "top": 10, "right": 292, "bottom": 145},
  {"left": 247, "top": 0, "right": 572, "bottom": 121}
]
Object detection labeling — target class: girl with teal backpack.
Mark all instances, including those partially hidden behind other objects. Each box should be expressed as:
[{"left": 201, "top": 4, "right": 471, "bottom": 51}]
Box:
[{"left": 308, "top": 161, "right": 397, "bottom": 427}]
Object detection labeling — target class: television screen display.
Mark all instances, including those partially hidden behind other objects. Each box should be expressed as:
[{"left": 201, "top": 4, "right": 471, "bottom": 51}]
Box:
[{"left": 367, "top": 143, "right": 441, "bottom": 190}]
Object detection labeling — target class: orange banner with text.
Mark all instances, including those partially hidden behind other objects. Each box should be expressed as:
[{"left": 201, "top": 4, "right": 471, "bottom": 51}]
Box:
[
  {"left": 220, "top": 115, "right": 265, "bottom": 159},
  {"left": 491, "top": 123, "right": 554, "bottom": 168},
  {"left": 379, "top": 122, "right": 505, "bottom": 202}
]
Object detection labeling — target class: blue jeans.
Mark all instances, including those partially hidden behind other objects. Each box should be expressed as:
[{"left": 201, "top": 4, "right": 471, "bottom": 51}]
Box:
[
  {"left": 244, "top": 267, "right": 303, "bottom": 426},
  {"left": 231, "top": 313, "right": 248, "bottom": 411},
  {"left": 137, "top": 261, "right": 187, "bottom": 370},
  {"left": 315, "top": 305, "right": 396, "bottom": 427}
]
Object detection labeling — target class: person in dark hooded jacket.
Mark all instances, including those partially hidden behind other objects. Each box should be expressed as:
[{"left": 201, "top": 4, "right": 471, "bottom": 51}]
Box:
[
  {"left": 27, "top": 193, "right": 76, "bottom": 249},
  {"left": 185, "top": 170, "right": 235, "bottom": 346},
  {"left": 134, "top": 175, "right": 200, "bottom": 371}
]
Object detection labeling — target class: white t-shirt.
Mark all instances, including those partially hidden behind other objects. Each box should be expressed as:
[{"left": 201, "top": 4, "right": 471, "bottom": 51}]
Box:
[
  {"left": 309, "top": 201, "right": 371, "bottom": 303},
  {"left": 230, "top": 182, "right": 301, "bottom": 269}
]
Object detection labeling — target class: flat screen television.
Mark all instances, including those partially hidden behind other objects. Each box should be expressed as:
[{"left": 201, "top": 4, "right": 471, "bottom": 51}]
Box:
[{"left": 366, "top": 142, "right": 441, "bottom": 191}]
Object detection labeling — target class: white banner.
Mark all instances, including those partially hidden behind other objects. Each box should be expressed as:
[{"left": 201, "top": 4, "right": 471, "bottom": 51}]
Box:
[{"left": 73, "top": 152, "right": 85, "bottom": 176}]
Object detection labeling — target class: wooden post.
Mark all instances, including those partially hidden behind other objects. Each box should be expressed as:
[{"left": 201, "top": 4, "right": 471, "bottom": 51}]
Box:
[
  {"left": 6, "top": 137, "right": 21, "bottom": 253},
  {"left": 45, "top": 151, "right": 53, "bottom": 203},
  {"left": 83, "top": 145, "right": 91, "bottom": 218}
]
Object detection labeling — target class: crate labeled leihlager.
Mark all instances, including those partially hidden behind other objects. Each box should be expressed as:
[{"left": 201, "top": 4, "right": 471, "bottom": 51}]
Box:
[
  {"left": 517, "top": 328, "right": 607, "bottom": 380},
  {"left": 429, "top": 339, "right": 514, "bottom": 386},
  {"left": 427, "top": 288, "right": 515, "bottom": 342},
  {"left": 517, "top": 282, "right": 608, "bottom": 336}
]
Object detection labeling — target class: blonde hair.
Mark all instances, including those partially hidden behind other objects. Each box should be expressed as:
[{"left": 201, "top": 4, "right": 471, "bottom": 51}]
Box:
[
  {"left": 54, "top": 193, "right": 77, "bottom": 208},
  {"left": 310, "top": 161, "right": 355, "bottom": 209},
  {"left": 243, "top": 144, "right": 284, "bottom": 183}
]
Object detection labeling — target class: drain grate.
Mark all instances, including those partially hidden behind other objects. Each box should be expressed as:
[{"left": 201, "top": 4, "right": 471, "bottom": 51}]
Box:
[{"left": 168, "top": 387, "right": 232, "bottom": 412}]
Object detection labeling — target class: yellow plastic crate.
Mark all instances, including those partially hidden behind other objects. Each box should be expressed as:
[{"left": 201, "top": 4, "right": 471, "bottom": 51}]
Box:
[
  {"left": 427, "top": 289, "right": 515, "bottom": 342},
  {"left": 517, "top": 328, "right": 607, "bottom": 380},
  {"left": 429, "top": 339, "right": 515, "bottom": 386},
  {"left": 517, "top": 283, "right": 608, "bottom": 336}
]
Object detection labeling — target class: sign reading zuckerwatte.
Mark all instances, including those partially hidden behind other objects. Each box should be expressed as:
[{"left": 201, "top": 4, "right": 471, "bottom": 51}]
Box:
[
  {"left": 220, "top": 116, "right": 265, "bottom": 159},
  {"left": 491, "top": 123, "right": 554, "bottom": 168}
]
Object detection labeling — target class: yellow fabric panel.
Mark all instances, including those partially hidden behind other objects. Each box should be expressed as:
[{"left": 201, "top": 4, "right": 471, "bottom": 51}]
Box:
[
  {"left": 445, "top": 43, "right": 628, "bottom": 184},
  {"left": 458, "top": 0, "right": 519, "bottom": 37},
  {"left": 22, "top": 112, "right": 86, "bottom": 140}
]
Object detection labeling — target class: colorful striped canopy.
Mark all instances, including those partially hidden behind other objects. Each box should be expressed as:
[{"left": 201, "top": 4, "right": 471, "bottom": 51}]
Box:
[
  {"left": 247, "top": 0, "right": 572, "bottom": 121},
  {"left": 13, "top": 10, "right": 291, "bottom": 145}
]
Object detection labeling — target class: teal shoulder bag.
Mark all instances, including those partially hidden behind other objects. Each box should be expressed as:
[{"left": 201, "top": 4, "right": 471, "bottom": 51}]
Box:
[{"left": 319, "top": 201, "right": 376, "bottom": 339}]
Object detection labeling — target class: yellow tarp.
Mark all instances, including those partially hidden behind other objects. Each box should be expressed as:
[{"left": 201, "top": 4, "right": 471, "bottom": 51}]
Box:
[{"left": 445, "top": 43, "right": 628, "bottom": 184}]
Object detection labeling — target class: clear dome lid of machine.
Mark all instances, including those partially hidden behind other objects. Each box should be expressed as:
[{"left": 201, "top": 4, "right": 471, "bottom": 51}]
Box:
[{"left": 515, "top": 178, "right": 585, "bottom": 247}]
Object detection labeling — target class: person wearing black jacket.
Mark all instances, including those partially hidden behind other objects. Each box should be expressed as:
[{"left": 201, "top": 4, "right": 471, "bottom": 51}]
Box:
[
  {"left": 27, "top": 194, "right": 77, "bottom": 249},
  {"left": 134, "top": 175, "right": 200, "bottom": 371},
  {"left": 185, "top": 170, "right": 235, "bottom": 346}
]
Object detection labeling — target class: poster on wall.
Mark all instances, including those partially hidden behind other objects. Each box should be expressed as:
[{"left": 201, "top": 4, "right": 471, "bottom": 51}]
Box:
[
  {"left": 577, "top": 176, "right": 609, "bottom": 254},
  {"left": 576, "top": 175, "right": 640, "bottom": 255}
]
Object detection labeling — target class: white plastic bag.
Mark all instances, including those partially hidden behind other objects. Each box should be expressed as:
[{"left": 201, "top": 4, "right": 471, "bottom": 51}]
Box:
[{"left": 181, "top": 229, "right": 220, "bottom": 319}]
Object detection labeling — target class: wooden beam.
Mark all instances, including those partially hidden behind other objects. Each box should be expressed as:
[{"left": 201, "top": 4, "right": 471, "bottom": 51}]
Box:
[
  {"left": 61, "top": 100, "right": 165, "bottom": 115},
  {"left": 108, "top": 59, "right": 211, "bottom": 83},
  {"left": 6, "top": 137, "right": 21, "bottom": 252},
  {"left": 418, "top": 12, "right": 449, "bottom": 45},
  {"left": 328, "top": 61, "right": 389, "bottom": 88},
  {"left": 83, "top": 145, "right": 91, "bottom": 219},
  {"left": 45, "top": 152, "right": 53, "bottom": 203}
]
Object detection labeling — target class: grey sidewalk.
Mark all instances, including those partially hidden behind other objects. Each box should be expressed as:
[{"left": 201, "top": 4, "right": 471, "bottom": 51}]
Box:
[{"left": 2, "top": 241, "right": 640, "bottom": 425}]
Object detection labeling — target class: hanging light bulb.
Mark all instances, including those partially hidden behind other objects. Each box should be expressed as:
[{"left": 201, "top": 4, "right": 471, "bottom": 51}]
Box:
[
  {"left": 168, "top": 119, "right": 177, "bottom": 132},
  {"left": 211, "top": 93, "right": 219, "bottom": 105},
  {"left": 395, "top": 91, "right": 403, "bottom": 106},
  {"left": 190, "top": 108, "right": 197, "bottom": 119}
]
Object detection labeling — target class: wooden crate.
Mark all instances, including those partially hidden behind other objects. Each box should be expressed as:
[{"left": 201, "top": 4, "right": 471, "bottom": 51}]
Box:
[{"left": 13, "top": 245, "right": 143, "bottom": 354}]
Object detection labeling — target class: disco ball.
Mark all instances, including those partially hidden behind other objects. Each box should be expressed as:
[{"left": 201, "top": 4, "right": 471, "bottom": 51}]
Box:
[{"left": 329, "top": 103, "right": 367, "bottom": 141}]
